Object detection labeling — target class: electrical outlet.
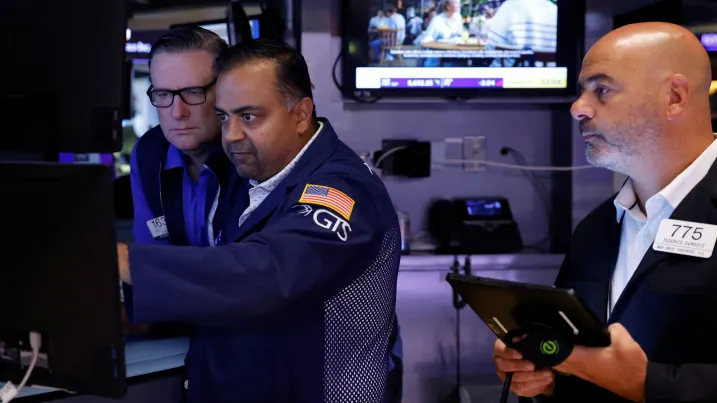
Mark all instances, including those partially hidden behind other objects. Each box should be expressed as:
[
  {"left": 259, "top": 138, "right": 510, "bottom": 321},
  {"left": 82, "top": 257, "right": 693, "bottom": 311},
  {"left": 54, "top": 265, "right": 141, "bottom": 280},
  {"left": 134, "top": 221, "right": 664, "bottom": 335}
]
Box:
[
  {"left": 430, "top": 140, "right": 446, "bottom": 171},
  {"left": 463, "top": 136, "right": 486, "bottom": 172}
]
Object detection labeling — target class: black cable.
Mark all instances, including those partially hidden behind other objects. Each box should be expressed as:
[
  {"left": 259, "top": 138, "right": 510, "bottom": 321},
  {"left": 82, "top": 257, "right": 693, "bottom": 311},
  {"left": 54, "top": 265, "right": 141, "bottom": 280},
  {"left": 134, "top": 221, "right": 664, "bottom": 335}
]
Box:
[
  {"left": 451, "top": 256, "right": 473, "bottom": 399},
  {"left": 500, "top": 147, "right": 552, "bottom": 250},
  {"left": 456, "top": 297, "right": 461, "bottom": 393},
  {"left": 331, "top": 50, "right": 382, "bottom": 104},
  {"left": 450, "top": 256, "right": 463, "bottom": 396},
  {"left": 497, "top": 324, "right": 573, "bottom": 403},
  {"left": 500, "top": 372, "right": 513, "bottom": 403}
]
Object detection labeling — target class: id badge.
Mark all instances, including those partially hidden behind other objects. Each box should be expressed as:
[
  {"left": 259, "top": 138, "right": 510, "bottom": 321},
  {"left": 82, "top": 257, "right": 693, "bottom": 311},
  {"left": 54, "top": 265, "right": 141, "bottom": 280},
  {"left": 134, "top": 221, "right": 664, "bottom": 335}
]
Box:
[
  {"left": 146, "top": 216, "right": 169, "bottom": 240},
  {"left": 653, "top": 218, "right": 717, "bottom": 258}
]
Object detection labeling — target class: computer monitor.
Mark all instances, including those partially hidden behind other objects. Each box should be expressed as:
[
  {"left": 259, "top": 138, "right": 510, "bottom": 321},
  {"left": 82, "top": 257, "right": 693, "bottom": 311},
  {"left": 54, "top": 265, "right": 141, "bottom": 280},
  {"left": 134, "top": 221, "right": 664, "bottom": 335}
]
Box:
[
  {"left": 248, "top": 15, "right": 261, "bottom": 39},
  {"left": 0, "top": 162, "right": 126, "bottom": 398},
  {"left": 171, "top": 19, "right": 232, "bottom": 44},
  {"left": 0, "top": 0, "right": 126, "bottom": 155},
  {"left": 200, "top": 21, "right": 232, "bottom": 44},
  {"left": 229, "top": 0, "right": 256, "bottom": 44}
]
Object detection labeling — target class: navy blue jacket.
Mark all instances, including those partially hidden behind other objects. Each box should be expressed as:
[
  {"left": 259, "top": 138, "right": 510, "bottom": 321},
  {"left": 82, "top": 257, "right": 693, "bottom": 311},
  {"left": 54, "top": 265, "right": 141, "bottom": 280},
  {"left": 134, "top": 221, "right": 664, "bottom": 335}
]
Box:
[
  {"left": 130, "top": 126, "right": 249, "bottom": 247},
  {"left": 125, "top": 126, "right": 249, "bottom": 341},
  {"left": 126, "top": 120, "right": 402, "bottom": 403},
  {"left": 540, "top": 157, "right": 717, "bottom": 403}
]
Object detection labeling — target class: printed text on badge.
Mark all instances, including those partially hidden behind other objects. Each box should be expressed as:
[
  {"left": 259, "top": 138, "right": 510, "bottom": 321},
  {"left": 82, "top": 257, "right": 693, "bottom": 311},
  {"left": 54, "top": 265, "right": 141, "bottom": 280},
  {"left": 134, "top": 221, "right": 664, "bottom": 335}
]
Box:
[{"left": 653, "top": 218, "right": 717, "bottom": 258}]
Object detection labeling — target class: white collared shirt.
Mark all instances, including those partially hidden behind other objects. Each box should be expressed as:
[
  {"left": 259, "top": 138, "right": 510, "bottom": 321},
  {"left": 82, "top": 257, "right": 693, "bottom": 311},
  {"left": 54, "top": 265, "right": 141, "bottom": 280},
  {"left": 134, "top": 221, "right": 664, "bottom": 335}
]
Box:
[
  {"left": 486, "top": 0, "right": 558, "bottom": 53},
  {"left": 419, "top": 12, "right": 465, "bottom": 44},
  {"left": 237, "top": 122, "right": 324, "bottom": 227},
  {"left": 610, "top": 136, "right": 717, "bottom": 315}
]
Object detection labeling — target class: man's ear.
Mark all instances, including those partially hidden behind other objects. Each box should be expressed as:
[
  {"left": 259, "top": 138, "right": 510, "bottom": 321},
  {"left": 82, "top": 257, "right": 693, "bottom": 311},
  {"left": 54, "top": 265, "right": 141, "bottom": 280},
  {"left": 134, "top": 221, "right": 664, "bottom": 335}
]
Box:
[
  {"left": 294, "top": 97, "right": 314, "bottom": 133},
  {"left": 665, "top": 74, "right": 691, "bottom": 120}
]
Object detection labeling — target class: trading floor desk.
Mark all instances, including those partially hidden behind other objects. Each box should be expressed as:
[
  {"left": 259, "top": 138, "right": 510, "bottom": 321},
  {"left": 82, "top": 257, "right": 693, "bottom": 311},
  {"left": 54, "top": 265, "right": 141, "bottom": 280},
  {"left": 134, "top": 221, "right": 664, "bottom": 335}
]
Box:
[{"left": 10, "top": 337, "right": 188, "bottom": 402}]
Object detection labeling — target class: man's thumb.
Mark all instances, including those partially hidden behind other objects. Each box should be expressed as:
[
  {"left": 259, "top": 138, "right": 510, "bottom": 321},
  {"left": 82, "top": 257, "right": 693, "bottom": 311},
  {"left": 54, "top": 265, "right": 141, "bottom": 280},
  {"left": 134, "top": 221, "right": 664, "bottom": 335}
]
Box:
[{"left": 607, "top": 322, "right": 628, "bottom": 342}]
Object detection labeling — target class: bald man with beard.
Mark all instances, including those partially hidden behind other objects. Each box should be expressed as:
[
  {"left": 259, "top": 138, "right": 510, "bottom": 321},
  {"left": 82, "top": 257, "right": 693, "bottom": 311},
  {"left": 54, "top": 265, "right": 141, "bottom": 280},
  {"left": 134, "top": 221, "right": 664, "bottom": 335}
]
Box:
[{"left": 492, "top": 22, "right": 717, "bottom": 403}]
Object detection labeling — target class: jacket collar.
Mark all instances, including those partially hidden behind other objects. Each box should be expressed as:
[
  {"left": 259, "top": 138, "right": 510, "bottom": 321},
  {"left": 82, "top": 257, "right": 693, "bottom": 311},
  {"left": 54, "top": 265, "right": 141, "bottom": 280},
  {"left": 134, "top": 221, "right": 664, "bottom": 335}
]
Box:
[
  {"left": 163, "top": 139, "right": 226, "bottom": 172},
  {"left": 248, "top": 121, "right": 325, "bottom": 193},
  {"left": 614, "top": 137, "right": 717, "bottom": 223},
  {"left": 609, "top": 154, "right": 717, "bottom": 321}
]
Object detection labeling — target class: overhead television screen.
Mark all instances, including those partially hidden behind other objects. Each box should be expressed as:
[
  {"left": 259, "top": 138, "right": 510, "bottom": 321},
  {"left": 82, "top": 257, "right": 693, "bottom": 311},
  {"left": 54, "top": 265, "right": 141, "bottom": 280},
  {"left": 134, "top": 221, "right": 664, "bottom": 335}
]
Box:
[{"left": 341, "top": 0, "right": 584, "bottom": 98}]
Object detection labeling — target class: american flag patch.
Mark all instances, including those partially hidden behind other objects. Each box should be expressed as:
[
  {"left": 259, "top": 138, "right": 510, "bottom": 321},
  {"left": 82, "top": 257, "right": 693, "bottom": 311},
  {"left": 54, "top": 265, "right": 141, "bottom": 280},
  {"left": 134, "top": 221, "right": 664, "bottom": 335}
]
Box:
[{"left": 298, "top": 184, "right": 355, "bottom": 220}]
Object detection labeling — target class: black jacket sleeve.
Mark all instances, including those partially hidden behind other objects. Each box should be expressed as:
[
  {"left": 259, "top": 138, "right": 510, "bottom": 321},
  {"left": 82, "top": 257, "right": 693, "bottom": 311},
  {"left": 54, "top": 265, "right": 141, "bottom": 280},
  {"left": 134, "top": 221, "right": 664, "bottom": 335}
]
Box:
[{"left": 645, "top": 361, "right": 717, "bottom": 403}]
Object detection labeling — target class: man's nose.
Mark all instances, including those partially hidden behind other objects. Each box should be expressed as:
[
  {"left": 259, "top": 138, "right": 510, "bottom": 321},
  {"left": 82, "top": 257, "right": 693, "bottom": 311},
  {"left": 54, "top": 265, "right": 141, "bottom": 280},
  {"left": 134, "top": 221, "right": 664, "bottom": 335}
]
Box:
[
  {"left": 570, "top": 97, "right": 595, "bottom": 121},
  {"left": 223, "top": 120, "right": 246, "bottom": 142},
  {"left": 170, "top": 95, "right": 190, "bottom": 119}
]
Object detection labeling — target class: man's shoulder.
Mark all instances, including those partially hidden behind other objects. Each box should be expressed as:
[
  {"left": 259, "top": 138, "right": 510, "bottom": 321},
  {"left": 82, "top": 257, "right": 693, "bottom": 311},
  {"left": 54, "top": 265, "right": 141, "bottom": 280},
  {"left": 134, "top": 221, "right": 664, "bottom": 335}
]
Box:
[
  {"left": 323, "top": 141, "right": 388, "bottom": 189},
  {"left": 131, "top": 126, "right": 171, "bottom": 174},
  {"left": 306, "top": 160, "right": 391, "bottom": 209},
  {"left": 281, "top": 120, "right": 396, "bottom": 226},
  {"left": 133, "top": 126, "right": 168, "bottom": 157},
  {"left": 287, "top": 144, "right": 396, "bottom": 226}
]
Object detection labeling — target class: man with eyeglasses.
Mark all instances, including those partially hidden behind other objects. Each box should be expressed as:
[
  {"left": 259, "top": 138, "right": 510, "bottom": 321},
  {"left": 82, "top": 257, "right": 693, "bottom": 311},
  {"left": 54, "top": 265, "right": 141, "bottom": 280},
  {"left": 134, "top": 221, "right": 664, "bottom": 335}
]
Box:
[
  {"left": 124, "top": 26, "right": 247, "bottom": 396},
  {"left": 130, "top": 26, "right": 244, "bottom": 251}
]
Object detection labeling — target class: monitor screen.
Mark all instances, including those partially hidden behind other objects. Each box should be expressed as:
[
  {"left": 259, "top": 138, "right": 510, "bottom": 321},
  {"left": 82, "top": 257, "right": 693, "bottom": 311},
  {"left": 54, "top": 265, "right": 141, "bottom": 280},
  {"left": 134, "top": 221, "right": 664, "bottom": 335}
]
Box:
[
  {"left": 1, "top": 0, "right": 126, "bottom": 154},
  {"left": 0, "top": 162, "right": 126, "bottom": 397},
  {"left": 125, "top": 29, "right": 167, "bottom": 62},
  {"left": 341, "top": 0, "right": 584, "bottom": 98},
  {"left": 125, "top": 22, "right": 236, "bottom": 63},
  {"left": 701, "top": 32, "right": 717, "bottom": 52},
  {"left": 170, "top": 20, "right": 234, "bottom": 45},
  {"left": 200, "top": 22, "right": 231, "bottom": 44},
  {"left": 466, "top": 199, "right": 503, "bottom": 217},
  {"left": 249, "top": 17, "right": 261, "bottom": 39}
]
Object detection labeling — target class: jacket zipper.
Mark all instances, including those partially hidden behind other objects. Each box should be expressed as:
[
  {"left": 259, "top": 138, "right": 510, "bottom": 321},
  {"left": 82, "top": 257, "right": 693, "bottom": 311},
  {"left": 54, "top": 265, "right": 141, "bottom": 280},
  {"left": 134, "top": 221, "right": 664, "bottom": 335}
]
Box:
[
  {"left": 207, "top": 165, "right": 221, "bottom": 247},
  {"left": 158, "top": 161, "right": 174, "bottom": 244}
]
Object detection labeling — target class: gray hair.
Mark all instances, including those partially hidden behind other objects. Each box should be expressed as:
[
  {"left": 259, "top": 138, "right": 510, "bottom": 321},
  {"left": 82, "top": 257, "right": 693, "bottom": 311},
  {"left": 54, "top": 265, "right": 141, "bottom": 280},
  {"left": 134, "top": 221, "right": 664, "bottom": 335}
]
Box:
[{"left": 148, "top": 26, "right": 229, "bottom": 71}]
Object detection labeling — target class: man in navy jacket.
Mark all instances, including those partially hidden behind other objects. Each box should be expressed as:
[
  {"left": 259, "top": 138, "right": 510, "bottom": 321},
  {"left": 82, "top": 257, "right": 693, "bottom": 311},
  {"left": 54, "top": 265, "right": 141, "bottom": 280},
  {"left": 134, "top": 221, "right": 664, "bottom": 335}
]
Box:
[{"left": 118, "top": 39, "right": 402, "bottom": 403}]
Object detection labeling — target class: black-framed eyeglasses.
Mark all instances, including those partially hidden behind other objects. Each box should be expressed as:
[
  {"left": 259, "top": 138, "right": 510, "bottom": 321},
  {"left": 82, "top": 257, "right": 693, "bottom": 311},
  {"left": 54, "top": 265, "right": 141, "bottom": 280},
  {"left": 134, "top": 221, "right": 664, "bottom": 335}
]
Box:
[{"left": 146, "top": 79, "right": 217, "bottom": 108}]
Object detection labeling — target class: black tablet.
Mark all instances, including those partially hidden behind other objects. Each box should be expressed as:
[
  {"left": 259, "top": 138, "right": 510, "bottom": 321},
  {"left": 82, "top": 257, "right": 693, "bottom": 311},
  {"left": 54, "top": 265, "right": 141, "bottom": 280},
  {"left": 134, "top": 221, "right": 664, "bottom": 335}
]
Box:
[{"left": 446, "top": 273, "right": 610, "bottom": 348}]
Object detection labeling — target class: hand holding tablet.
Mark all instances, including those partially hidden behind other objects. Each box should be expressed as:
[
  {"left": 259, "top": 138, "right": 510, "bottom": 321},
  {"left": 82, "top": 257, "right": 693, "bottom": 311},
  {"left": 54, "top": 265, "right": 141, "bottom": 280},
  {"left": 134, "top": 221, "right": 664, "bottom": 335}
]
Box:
[{"left": 446, "top": 274, "right": 611, "bottom": 402}]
